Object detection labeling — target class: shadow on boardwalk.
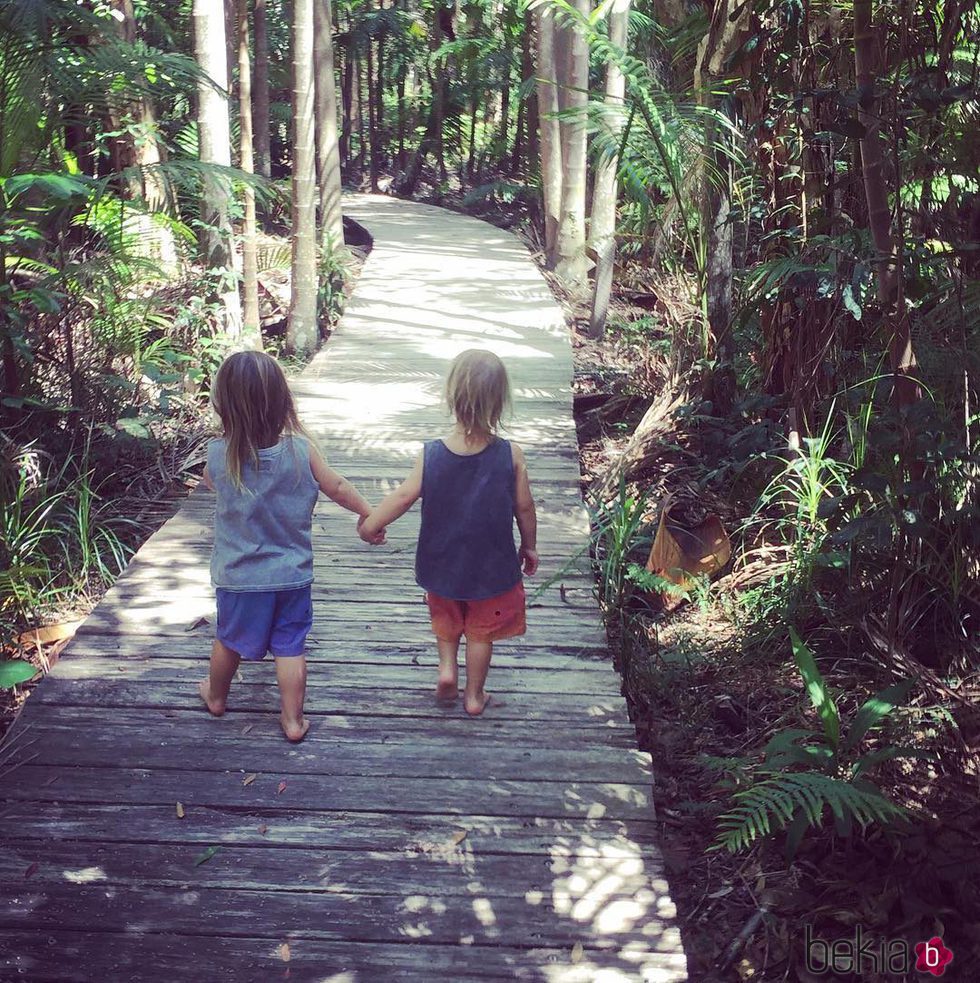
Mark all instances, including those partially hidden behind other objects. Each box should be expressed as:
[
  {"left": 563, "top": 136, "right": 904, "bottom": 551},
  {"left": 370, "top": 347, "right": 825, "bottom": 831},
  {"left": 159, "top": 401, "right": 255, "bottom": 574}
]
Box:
[{"left": 0, "top": 195, "right": 688, "bottom": 981}]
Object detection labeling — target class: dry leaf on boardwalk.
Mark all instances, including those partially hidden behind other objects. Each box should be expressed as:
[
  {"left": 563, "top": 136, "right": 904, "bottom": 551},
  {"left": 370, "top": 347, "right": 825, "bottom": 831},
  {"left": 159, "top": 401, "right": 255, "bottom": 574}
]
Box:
[
  {"left": 243, "top": 774, "right": 257, "bottom": 787},
  {"left": 278, "top": 943, "right": 291, "bottom": 963},
  {"left": 258, "top": 824, "right": 269, "bottom": 835},
  {"left": 185, "top": 616, "right": 209, "bottom": 632},
  {"left": 277, "top": 780, "right": 287, "bottom": 796},
  {"left": 24, "top": 862, "right": 38, "bottom": 879},
  {"left": 193, "top": 846, "right": 220, "bottom": 866},
  {"left": 242, "top": 724, "right": 253, "bottom": 735},
  {"left": 571, "top": 942, "right": 584, "bottom": 964},
  {"left": 451, "top": 830, "right": 468, "bottom": 846},
  {"left": 176, "top": 802, "right": 185, "bottom": 819}
]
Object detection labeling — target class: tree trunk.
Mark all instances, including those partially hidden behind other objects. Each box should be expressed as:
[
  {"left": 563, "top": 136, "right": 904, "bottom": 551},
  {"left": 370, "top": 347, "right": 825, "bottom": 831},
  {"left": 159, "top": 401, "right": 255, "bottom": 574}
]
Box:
[
  {"left": 314, "top": 0, "right": 344, "bottom": 250},
  {"left": 237, "top": 0, "right": 261, "bottom": 344},
  {"left": 555, "top": 0, "right": 590, "bottom": 290},
  {"left": 534, "top": 7, "right": 562, "bottom": 268},
  {"left": 854, "top": 0, "right": 917, "bottom": 408},
  {"left": 288, "top": 0, "right": 319, "bottom": 356},
  {"left": 588, "top": 0, "right": 630, "bottom": 340},
  {"left": 397, "top": 67, "right": 407, "bottom": 169},
  {"left": 513, "top": 11, "right": 538, "bottom": 174},
  {"left": 109, "top": 1, "right": 179, "bottom": 271},
  {"left": 253, "top": 0, "right": 272, "bottom": 178},
  {"left": 432, "top": 3, "right": 446, "bottom": 181},
  {"left": 341, "top": 41, "right": 354, "bottom": 170},
  {"left": 366, "top": 25, "right": 379, "bottom": 191},
  {"left": 192, "top": 0, "right": 243, "bottom": 337}
]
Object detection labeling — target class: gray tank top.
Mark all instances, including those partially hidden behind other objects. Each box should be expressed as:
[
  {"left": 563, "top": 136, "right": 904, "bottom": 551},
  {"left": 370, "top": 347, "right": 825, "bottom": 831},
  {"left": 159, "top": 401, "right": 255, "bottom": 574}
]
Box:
[
  {"left": 415, "top": 438, "right": 522, "bottom": 600},
  {"left": 208, "top": 435, "right": 319, "bottom": 591}
]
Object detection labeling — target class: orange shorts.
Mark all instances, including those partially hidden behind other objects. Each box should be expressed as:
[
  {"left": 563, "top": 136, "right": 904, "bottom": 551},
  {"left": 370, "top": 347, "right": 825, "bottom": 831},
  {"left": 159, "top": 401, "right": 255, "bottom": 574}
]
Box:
[{"left": 425, "top": 581, "right": 526, "bottom": 643}]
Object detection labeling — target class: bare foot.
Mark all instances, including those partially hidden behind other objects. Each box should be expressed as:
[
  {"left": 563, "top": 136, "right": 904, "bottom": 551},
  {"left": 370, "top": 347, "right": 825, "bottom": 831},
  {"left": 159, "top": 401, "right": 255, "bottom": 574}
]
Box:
[
  {"left": 435, "top": 676, "right": 459, "bottom": 703},
  {"left": 464, "top": 692, "right": 491, "bottom": 717},
  {"left": 198, "top": 679, "right": 225, "bottom": 716},
  {"left": 281, "top": 716, "right": 310, "bottom": 743}
]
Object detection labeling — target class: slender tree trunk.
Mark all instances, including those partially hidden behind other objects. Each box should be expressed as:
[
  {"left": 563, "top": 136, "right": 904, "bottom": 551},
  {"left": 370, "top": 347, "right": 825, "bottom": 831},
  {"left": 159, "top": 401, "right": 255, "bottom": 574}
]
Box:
[
  {"left": 237, "top": 0, "right": 261, "bottom": 344},
  {"left": 357, "top": 57, "right": 366, "bottom": 176},
  {"left": 224, "top": 0, "right": 237, "bottom": 106},
  {"left": 366, "top": 26, "right": 379, "bottom": 191},
  {"left": 855, "top": 0, "right": 917, "bottom": 407},
  {"left": 193, "top": 0, "right": 243, "bottom": 337},
  {"left": 397, "top": 68, "right": 407, "bottom": 169},
  {"left": 499, "top": 67, "right": 510, "bottom": 161},
  {"left": 513, "top": 12, "right": 538, "bottom": 174},
  {"left": 432, "top": 3, "right": 446, "bottom": 181},
  {"left": 253, "top": 0, "right": 272, "bottom": 178},
  {"left": 555, "top": 1, "right": 590, "bottom": 289},
  {"left": 534, "top": 7, "right": 562, "bottom": 268},
  {"left": 315, "top": 0, "right": 344, "bottom": 249},
  {"left": 341, "top": 42, "right": 354, "bottom": 170},
  {"left": 588, "top": 0, "right": 630, "bottom": 339},
  {"left": 288, "top": 0, "right": 319, "bottom": 355}
]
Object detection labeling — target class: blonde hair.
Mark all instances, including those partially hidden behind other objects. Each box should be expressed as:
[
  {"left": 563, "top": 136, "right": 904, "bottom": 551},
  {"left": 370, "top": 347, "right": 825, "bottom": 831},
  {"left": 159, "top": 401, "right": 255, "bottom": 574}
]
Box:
[
  {"left": 446, "top": 349, "right": 511, "bottom": 439},
  {"left": 211, "top": 350, "right": 306, "bottom": 487}
]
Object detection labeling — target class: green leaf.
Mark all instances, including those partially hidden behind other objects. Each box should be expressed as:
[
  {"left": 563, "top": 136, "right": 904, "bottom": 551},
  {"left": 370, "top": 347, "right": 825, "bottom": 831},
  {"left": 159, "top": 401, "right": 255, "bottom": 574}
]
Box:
[
  {"left": 842, "top": 681, "right": 914, "bottom": 752},
  {"left": 193, "top": 845, "right": 220, "bottom": 866},
  {"left": 842, "top": 283, "right": 862, "bottom": 320},
  {"left": 115, "top": 417, "right": 151, "bottom": 439},
  {"left": 0, "top": 659, "right": 37, "bottom": 689},
  {"left": 790, "top": 628, "right": 840, "bottom": 751}
]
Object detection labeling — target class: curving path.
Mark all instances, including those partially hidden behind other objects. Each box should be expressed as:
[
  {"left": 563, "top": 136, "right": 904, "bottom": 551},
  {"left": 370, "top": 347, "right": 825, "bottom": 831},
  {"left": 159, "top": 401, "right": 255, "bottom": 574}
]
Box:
[{"left": 0, "top": 196, "right": 687, "bottom": 981}]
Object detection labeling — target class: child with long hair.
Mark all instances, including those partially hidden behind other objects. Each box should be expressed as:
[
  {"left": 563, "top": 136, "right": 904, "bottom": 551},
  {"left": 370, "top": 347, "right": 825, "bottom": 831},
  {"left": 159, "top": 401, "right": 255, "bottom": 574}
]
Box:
[
  {"left": 199, "top": 350, "right": 380, "bottom": 741},
  {"left": 358, "top": 349, "right": 538, "bottom": 716}
]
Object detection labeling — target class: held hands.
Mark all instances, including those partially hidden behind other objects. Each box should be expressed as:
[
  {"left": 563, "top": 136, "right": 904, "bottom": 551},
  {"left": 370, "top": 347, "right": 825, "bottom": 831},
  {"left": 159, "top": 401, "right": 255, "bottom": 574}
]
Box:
[
  {"left": 519, "top": 545, "right": 539, "bottom": 576},
  {"left": 357, "top": 515, "right": 386, "bottom": 546}
]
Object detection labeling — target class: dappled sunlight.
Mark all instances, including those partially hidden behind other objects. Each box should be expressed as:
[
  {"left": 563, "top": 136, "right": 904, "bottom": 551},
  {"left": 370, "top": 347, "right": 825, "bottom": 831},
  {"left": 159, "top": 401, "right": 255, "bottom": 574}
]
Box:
[{"left": 61, "top": 867, "right": 106, "bottom": 884}]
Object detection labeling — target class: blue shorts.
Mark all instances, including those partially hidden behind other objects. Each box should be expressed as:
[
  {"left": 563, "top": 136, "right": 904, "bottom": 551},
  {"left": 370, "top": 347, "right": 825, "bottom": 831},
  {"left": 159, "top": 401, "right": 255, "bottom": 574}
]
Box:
[{"left": 215, "top": 586, "right": 313, "bottom": 661}]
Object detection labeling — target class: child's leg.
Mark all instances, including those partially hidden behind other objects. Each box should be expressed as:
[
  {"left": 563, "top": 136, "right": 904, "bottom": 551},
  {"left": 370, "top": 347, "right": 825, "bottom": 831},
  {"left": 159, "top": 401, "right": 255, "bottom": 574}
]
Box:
[
  {"left": 275, "top": 655, "right": 309, "bottom": 742},
  {"left": 199, "top": 639, "right": 240, "bottom": 716},
  {"left": 463, "top": 639, "right": 492, "bottom": 716},
  {"left": 436, "top": 638, "right": 460, "bottom": 702}
]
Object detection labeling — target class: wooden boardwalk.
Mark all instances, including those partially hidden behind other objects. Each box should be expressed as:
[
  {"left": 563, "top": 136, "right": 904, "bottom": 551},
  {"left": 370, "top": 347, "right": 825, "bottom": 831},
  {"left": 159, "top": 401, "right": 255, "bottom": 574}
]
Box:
[{"left": 0, "top": 196, "right": 687, "bottom": 981}]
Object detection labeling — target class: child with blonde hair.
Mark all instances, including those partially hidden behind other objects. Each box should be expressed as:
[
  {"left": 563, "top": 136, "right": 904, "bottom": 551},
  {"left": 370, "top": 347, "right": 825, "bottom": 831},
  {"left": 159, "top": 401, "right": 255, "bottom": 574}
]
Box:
[
  {"left": 359, "top": 349, "right": 538, "bottom": 716},
  {"left": 200, "top": 350, "right": 379, "bottom": 741}
]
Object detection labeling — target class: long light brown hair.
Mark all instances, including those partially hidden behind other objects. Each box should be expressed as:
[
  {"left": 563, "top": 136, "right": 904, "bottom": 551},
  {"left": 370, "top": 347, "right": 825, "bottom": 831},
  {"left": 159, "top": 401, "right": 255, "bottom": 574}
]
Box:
[
  {"left": 211, "top": 351, "right": 306, "bottom": 487},
  {"left": 446, "top": 349, "right": 511, "bottom": 439}
]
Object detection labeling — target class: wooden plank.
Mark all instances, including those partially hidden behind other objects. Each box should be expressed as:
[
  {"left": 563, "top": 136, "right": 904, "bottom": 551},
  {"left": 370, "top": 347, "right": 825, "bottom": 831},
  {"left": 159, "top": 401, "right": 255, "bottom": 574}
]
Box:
[
  {"left": 13, "top": 701, "right": 638, "bottom": 749},
  {"left": 0, "top": 930, "right": 689, "bottom": 982},
  {"left": 0, "top": 839, "right": 665, "bottom": 898},
  {"left": 3, "top": 766, "right": 653, "bottom": 822},
  {"left": 0, "top": 802, "right": 662, "bottom": 854},
  {"left": 0, "top": 883, "right": 678, "bottom": 951},
  {"left": 28, "top": 678, "right": 634, "bottom": 727}
]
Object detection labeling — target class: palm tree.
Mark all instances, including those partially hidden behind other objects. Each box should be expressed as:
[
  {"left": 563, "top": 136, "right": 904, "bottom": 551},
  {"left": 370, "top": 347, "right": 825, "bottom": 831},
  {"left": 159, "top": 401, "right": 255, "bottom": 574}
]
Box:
[
  {"left": 315, "top": 0, "right": 344, "bottom": 251},
  {"left": 237, "top": 0, "right": 261, "bottom": 343}
]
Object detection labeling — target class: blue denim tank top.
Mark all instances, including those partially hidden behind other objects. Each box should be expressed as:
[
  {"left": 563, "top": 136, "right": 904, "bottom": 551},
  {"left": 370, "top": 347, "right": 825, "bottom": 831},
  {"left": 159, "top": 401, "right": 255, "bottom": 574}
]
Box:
[
  {"left": 415, "top": 437, "right": 522, "bottom": 601},
  {"left": 208, "top": 435, "right": 319, "bottom": 591}
]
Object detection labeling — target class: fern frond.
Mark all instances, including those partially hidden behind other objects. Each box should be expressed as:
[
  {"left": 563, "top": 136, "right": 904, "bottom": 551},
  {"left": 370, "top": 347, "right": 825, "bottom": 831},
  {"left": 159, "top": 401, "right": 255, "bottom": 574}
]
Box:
[{"left": 714, "top": 771, "right": 906, "bottom": 853}]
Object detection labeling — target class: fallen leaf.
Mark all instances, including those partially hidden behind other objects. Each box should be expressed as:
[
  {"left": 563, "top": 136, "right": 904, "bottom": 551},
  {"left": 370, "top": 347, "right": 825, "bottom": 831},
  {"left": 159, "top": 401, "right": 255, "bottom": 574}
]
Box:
[
  {"left": 15, "top": 621, "right": 82, "bottom": 647},
  {"left": 258, "top": 824, "right": 269, "bottom": 835},
  {"left": 242, "top": 724, "right": 253, "bottom": 735},
  {"left": 176, "top": 802, "right": 186, "bottom": 819},
  {"left": 193, "top": 846, "right": 220, "bottom": 866},
  {"left": 451, "top": 830, "right": 468, "bottom": 846},
  {"left": 708, "top": 885, "right": 733, "bottom": 899},
  {"left": 243, "top": 774, "right": 257, "bottom": 787},
  {"left": 278, "top": 943, "right": 291, "bottom": 963},
  {"left": 571, "top": 942, "right": 584, "bottom": 963},
  {"left": 42, "top": 776, "right": 59, "bottom": 787},
  {"left": 185, "top": 616, "right": 209, "bottom": 632},
  {"left": 24, "top": 862, "right": 38, "bottom": 879},
  {"left": 277, "top": 780, "right": 287, "bottom": 796}
]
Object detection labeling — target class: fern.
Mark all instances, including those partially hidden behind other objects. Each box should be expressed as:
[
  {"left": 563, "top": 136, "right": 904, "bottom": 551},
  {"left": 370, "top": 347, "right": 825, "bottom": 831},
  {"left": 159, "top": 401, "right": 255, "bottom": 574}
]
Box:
[{"left": 714, "top": 771, "right": 907, "bottom": 854}]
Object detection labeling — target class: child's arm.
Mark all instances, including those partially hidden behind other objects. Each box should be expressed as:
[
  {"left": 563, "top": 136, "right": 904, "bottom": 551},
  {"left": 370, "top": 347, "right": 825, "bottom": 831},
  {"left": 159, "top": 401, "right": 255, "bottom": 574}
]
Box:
[
  {"left": 512, "top": 443, "right": 539, "bottom": 575},
  {"left": 309, "top": 445, "right": 375, "bottom": 521},
  {"left": 358, "top": 453, "right": 423, "bottom": 543},
  {"left": 202, "top": 466, "right": 215, "bottom": 491}
]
